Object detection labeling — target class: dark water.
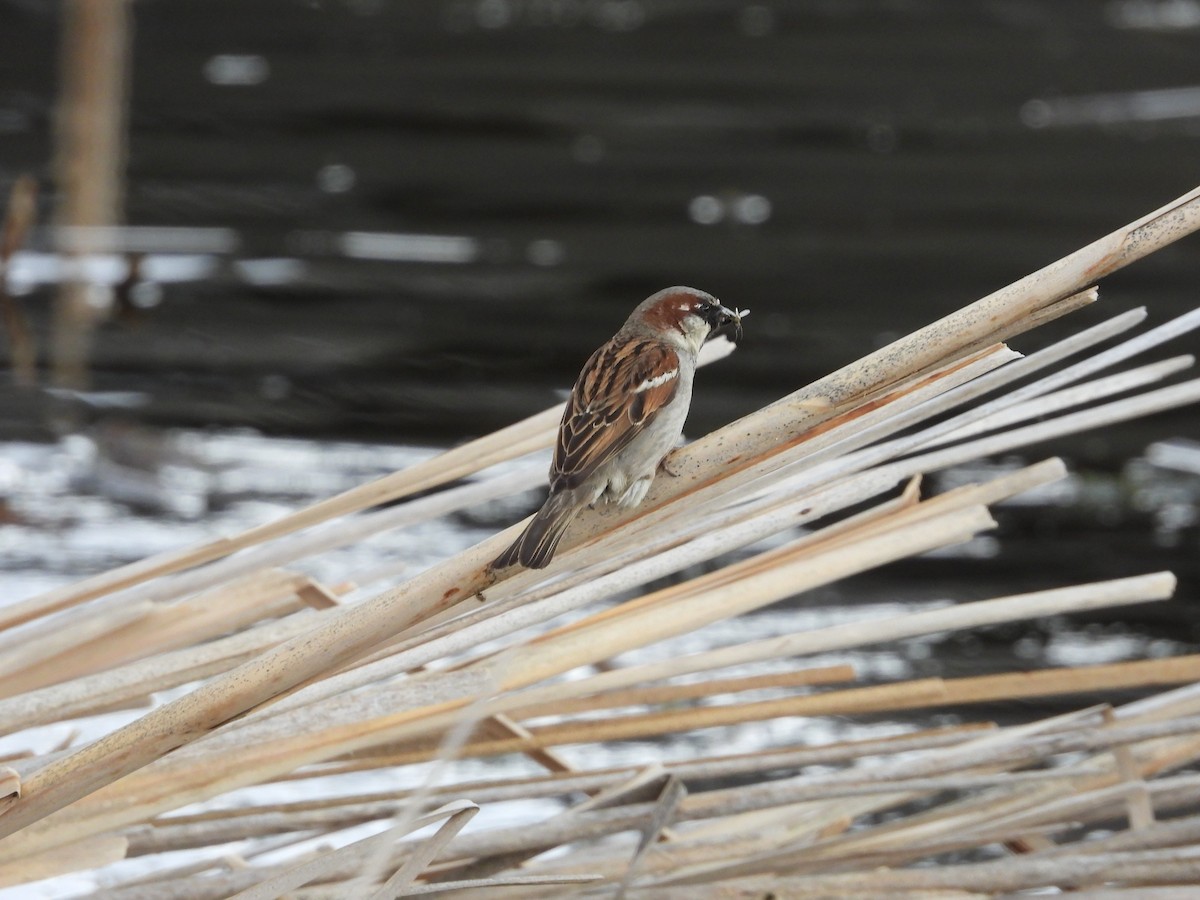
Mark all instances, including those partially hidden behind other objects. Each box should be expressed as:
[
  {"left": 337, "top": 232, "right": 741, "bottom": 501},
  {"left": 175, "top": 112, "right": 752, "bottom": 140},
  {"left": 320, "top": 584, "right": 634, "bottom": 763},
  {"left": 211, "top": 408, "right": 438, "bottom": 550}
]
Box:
[{"left": 1, "top": 1, "right": 1199, "bottom": 441}]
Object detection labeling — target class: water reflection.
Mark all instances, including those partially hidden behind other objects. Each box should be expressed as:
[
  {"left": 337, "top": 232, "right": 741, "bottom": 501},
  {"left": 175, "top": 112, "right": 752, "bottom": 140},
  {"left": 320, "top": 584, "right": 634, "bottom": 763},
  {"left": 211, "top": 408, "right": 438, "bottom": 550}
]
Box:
[
  {"left": 1, "top": 425, "right": 1196, "bottom": 650},
  {"left": 10, "top": 223, "right": 495, "bottom": 297},
  {"left": 1021, "top": 85, "right": 1200, "bottom": 128},
  {"left": 202, "top": 53, "right": 270, "bottom": 86}
]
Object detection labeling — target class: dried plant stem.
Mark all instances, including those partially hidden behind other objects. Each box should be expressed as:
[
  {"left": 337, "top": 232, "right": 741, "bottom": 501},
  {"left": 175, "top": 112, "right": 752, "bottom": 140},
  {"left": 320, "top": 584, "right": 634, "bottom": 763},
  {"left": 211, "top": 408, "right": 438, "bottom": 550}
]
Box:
[
  {"left": 0, "top": 175, "right": 39, "bottom": 385},
  {"left": 357, "top": 655, "right": 1200, "bottom": 766},
  {"left": 0, "top": 834, "right": 127, "bottom": 889}
]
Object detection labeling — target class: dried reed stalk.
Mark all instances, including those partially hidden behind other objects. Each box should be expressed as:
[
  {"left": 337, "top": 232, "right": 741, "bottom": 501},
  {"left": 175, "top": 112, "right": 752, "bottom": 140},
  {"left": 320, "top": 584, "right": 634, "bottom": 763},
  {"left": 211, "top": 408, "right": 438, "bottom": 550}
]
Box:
[{"left": 0, "top": 175, "right": 38, "bottom": 385}]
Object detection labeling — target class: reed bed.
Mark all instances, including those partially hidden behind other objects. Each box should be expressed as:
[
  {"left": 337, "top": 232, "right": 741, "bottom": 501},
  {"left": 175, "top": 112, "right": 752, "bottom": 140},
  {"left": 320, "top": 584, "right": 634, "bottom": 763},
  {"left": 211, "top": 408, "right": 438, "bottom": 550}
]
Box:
[{"left": 0, "top": 185, "right": 1199, "bottom": 896}]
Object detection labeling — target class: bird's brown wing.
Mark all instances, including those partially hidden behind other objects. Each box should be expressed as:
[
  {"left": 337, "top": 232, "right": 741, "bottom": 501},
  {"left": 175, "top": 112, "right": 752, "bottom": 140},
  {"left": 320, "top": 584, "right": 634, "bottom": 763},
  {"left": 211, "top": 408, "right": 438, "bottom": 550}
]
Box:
[{"left": 551, "top": 338, "right": 681, "bottom": 493}]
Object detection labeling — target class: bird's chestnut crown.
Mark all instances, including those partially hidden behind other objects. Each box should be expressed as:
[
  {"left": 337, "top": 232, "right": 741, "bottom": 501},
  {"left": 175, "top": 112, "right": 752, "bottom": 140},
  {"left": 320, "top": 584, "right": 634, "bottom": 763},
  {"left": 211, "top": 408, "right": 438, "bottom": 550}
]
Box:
[{"left": 637, "top": 287, "right": 745, "bottom": 347}]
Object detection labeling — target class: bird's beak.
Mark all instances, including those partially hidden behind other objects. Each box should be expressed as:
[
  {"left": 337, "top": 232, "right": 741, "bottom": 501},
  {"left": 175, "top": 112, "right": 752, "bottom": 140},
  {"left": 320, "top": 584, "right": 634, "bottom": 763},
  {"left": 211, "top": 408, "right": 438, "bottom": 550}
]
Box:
[{"left": 706, "top": 304, "right": 749, "bottom": 340}]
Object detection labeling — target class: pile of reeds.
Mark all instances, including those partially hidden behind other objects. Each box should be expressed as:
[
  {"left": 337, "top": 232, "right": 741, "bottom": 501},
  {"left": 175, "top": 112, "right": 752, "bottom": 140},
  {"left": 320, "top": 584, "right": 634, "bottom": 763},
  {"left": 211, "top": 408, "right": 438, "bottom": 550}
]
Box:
[{"left": 1, "top": 186, "right": 1200, "bottom": 898}]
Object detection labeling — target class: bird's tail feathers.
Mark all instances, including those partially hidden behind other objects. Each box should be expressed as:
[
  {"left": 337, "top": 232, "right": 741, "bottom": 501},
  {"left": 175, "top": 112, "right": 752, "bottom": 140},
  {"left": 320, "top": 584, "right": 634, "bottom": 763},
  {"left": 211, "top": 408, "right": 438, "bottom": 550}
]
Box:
[{"left": 491, "top": 492, "right": 581, "bottom": 570}]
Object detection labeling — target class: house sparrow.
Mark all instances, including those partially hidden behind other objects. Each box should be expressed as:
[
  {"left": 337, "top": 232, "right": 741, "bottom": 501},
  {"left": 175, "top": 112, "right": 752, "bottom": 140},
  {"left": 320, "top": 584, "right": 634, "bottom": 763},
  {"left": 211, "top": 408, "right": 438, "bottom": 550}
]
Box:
[{"left": 491, "top": 286, "right": 746, "bottom": 570}]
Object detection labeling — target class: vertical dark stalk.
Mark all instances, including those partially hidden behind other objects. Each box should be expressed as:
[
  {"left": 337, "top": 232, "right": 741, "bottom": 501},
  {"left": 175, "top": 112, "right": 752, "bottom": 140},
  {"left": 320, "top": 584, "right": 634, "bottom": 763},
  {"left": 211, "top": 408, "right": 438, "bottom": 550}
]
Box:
[
  {"left": 51, "top": 0, "right": 132, "bottom": 390},
  {"left": 0, "top": 175, "right": 38, "bottom": 386}
]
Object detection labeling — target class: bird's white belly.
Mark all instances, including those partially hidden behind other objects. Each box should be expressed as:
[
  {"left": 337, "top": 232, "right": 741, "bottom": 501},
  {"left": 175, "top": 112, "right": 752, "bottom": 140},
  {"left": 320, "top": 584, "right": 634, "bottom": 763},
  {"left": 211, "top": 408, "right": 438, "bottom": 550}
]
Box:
[{"left": 596, "top": 367, "right": 694, "bottom": 506}]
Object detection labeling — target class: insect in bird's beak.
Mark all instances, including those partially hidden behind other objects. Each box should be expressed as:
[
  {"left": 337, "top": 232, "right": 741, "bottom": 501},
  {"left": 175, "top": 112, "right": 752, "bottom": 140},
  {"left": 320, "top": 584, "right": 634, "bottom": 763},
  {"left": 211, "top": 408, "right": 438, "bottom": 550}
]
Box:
[
  {"left": 714, "top": 305, "right": 749, "bottom": 340},
  {"left": 730, "top": 306, "right": 749, "bottom": 340}
]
